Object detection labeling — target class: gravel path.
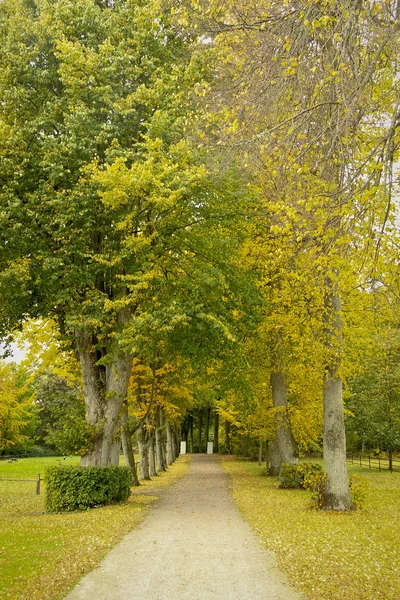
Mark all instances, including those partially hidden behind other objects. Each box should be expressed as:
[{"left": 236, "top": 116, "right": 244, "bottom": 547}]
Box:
[{"left": 65, "top": 454, "right": 302, "bottom": 600}]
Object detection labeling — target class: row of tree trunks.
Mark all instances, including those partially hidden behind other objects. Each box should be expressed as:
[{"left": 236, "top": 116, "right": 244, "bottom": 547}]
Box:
[
  {"left": 267, "top": 312, "right": 354, "bottom": 510},
  {"left": 135, "top": 411, "right": 179, "bottom": 480},
  {"left": 77, "top": 303, "right": 134, "bottom": 468}
]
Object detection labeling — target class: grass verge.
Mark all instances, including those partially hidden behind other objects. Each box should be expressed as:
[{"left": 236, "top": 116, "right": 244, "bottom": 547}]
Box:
[
  {"left": 220, "top": 457, "right": 400, "bottom": 600},
  {"left": 0, "top": 455, "right": 190, "bottom": 600}
]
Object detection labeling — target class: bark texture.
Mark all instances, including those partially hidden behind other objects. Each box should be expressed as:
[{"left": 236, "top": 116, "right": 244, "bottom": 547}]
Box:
[
  {"left": 268, "top": 440, "right": 281, "bottom": 475},
  {"left": 322, "top": 292, "right": 354, "bottom": 511},
  {"left": 271, "top": 371, "right": 298, "bottom": 466},
  {"left": 166, "top": 419, "right": 174, "bottom": 465},
  {"left": 121, "top": 406, "right": 140, "bottom": 486},
  {"left": 77, "top": 330, "right": 133, "bottom": 467},
  {"left": 137, "top": 424, "right": 151, "bottom": 480},
  {"left": 155, "top": 408, "right": 166, "bottom": 472},
  {"left": 149, "top": 430, "right": 157, "bottom": 477},
  {"left": 110, "top": 438, "right": 120, "bottom": 466}
]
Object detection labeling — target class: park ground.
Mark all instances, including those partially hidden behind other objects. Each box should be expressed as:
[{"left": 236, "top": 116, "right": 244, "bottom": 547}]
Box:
[{"left": 0, "top": 455, "right": 399, "bottom": 600}]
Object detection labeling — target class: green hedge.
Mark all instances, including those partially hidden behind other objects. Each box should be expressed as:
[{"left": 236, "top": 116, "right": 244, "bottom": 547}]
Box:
[
  {"left": 45, "top": 465, "right": 132, "bottom": 512},
  {"left": 279, "top": 462, "right": 323, "bottom": 489}
]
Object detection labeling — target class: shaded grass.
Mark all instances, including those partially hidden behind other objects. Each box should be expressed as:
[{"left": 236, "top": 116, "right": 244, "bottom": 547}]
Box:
[
  {"left": 221, "top": 457, "right": 400, "bottom": 600},
  {"left": 0, "top": 455, "right": 190, "bottom": 600}
]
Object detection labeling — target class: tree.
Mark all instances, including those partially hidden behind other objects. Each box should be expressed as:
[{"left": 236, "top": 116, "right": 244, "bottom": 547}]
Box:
[
  {"left": 193, "top": 0, "right": 400, "bottom": 509},
  {"left": 0, "top": 363, "right": 36, "bottom": 454},
  {"left": 0, "top": 0, "right": 237, "bottom": 465},
  {"left": 34, "top": 373, "right": 92, "bottom": 455},
  {"left": 346, "top": 319, "right": 400, "bottom": 462}
]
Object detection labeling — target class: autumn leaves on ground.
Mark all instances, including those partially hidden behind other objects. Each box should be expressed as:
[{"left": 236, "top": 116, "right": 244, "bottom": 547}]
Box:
[
  {"left": 0, "top": 456, "right": 190, "bottom": 600},
  {"left": 222, "top": 458, "right": 400, "bottom": 600},
  {"left": 1, "top": 455, "right": 400, "bottom": 600}
]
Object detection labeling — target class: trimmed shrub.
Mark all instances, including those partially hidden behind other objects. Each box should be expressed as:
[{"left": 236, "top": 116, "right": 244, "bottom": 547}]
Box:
[
  {"left": 279, "top": 462, "right": 323, "bottom": 489},
  {"left": 45, "top": 465, "right": 132, "bottom": 512}
]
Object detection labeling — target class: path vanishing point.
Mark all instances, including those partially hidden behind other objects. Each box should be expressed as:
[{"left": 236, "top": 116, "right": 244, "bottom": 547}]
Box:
[{"left": 65, "top": 454, "right": 302, "bottom": 600}]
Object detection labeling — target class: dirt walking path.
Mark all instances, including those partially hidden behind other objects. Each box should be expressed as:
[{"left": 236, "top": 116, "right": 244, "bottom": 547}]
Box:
[{"left": 65, "top": 455, "right": 302, "bottom": 600}]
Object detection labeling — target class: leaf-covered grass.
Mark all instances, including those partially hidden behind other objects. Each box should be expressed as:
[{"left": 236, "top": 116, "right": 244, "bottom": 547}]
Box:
[
  {"left": 221, "top": 457, "right": 400, "bottom": 600},
  {"left": 0, "top": 455, "right": 190, "bottom": 600}
]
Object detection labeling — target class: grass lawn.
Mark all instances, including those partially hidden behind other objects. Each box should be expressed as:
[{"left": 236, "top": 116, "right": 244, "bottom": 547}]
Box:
[
  {"left": 0, "top": 454, "right": 190, "bottom": 600},
  {"left": 221, "top": 457, "right": 400, "bottom": 600}
]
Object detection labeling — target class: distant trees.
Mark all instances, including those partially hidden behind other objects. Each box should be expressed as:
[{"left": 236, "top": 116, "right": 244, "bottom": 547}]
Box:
[
  {"left": 34, "top": 373, "right": 91, "bottom": 456},
  {"left": 0, "top": 364, "right": 36, "bottom": 455}
]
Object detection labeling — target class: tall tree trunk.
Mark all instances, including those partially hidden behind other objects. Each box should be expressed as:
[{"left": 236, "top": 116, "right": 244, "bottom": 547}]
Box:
[
  {"left": 271, "top": 370, "right": 298, "bottom": 465},
  {"left": 121, "top": 404, "right": 139, "bottom": 486},
  {"left": 155, "top": 407, "right": 166, "bottom": 472},
  {"left": 197, "top": 409, "right": 203, "bottom": 453},
  {"left": 322, "top": 291, "right": 354, "bottom": 511},
  {"left": 224, "top": 420, "right": 231, "bottom": 454},
  {"left": 110, "top": 437, "right": 120, "bottom": 466},
  {"left": 137, "top": 425, "right": 151, "bottom": 480},
  {"left": 174, "top": 425, "right": 180, "bottom": 459},
  {"left": 160, "top": 409, "right": 168, "bottom": 468},
  {"left": 149, "top": 429, "right": 157, "bottom": 477},
  {"left": 214, "top": 411, "right": 219, "bottom": 453},
  {"left": 190, "top": 415, "right": 194, "bottom": 453},
  {"left": 205, "top": 406, "right": 210, "bottom": 447},
  {"left": 268, "top": 440, "right": 281, "bottom": 475},
  {"left": 77, "top": 330, "right": 133, "bottom": 467},
  {"left": 166, "top": 418, "right": 174, "bottom": 465}
]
